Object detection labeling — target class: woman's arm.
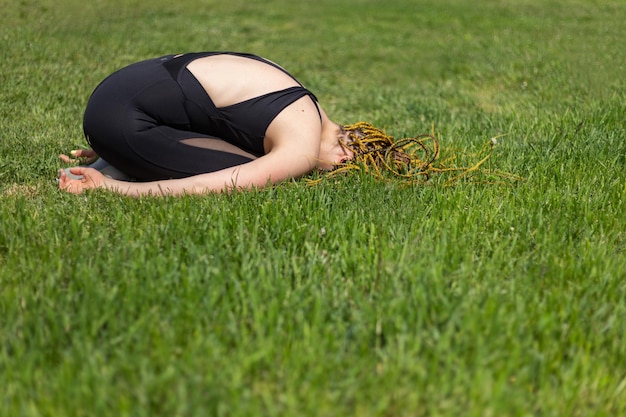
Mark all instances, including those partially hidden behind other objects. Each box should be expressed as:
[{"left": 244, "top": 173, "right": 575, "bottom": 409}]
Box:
[{"left": 58, "top": 146, "right": 318, "bottom": 196}]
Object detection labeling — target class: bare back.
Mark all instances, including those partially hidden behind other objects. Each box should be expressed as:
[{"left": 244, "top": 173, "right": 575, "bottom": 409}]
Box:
[{"left": 186, "top": 55, "right": 301, "bottom": 108}]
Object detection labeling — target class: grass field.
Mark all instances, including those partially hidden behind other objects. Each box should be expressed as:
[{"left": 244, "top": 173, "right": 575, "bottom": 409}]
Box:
[{"left": 1, "top": 0, "right": 625, "bottom": 415}]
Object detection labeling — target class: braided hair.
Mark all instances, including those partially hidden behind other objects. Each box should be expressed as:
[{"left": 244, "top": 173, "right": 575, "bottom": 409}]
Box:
[{"left": 311, "top": 122, "right": 521, "bottom": 186}]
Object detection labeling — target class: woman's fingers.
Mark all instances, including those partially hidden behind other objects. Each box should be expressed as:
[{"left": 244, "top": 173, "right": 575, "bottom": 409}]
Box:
[
  {"left": 73, "top": 149, "right": 97, "bottom": 159},
  {"left": 58, "top": 170, "right": 77, "bottom": 193},
  {"left": 58, "top": 149, "right": 99, "bottom": 190},
  {"left": 59, "top": 154, "right": 75, "bottom": 163},
  {"left": 58, "top": 167, "right": 104, "bottom": 194},
  {"left": 59, "top": 149, "right": 98, "bottom": 164}
]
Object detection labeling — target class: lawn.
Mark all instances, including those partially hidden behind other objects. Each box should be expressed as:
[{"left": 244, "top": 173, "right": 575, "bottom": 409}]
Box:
[{"left": 1, "top": 0, "right": 625, "bottom": 415}]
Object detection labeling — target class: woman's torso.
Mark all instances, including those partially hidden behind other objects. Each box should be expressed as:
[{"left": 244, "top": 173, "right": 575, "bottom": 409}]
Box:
[{"left": 166, "top": 52, "right": 321, "bottom": 155}]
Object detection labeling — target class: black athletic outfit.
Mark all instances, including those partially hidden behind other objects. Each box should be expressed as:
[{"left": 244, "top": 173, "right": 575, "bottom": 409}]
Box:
[{"left": 83, "top": 52, "right": 320, "bottom": 180}]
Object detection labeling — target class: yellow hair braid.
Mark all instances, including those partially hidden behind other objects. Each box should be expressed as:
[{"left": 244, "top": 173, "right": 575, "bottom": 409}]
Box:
[{"left": 309, "top": 122, "right": 522, "bottom": 186}]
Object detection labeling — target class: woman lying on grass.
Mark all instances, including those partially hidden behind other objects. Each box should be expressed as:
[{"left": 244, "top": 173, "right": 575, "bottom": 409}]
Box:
[
  {"left": 58, "top": 52, "right": 358, "bottom": 196},
  {"left": 59, "top": 52, "right": 515, "bottom": 195}
]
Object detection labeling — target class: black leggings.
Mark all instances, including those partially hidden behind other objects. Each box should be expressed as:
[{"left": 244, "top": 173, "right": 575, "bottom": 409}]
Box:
[{"left": 83, "top": 56, "right": 254, "bottom": 181}]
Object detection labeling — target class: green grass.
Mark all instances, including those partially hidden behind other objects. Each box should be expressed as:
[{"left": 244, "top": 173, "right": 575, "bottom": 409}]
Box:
[{"left": 1, "top": 0, "right": 625, "bottom": 415}]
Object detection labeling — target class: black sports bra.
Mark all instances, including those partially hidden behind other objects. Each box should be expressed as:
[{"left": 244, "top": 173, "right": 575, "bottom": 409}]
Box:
[{"left": 161, "top": 52, "right": 321, "bottom": 156}]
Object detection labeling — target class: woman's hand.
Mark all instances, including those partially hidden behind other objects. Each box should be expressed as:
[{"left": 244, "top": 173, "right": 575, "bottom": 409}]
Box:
[
  {"left": 58, "top": 167, "right": 106, "bottom": 194},
  {"left": 59, "top": 149, "right": 99, "bottom": 165}
]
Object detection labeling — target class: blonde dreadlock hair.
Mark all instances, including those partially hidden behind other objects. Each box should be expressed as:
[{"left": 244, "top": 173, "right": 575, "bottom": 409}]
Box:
[{"left": 309, "top": 122, "right": 521, "bottom": 186}]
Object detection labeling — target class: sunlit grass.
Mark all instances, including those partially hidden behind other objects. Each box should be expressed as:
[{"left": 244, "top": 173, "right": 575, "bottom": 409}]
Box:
[{"left": 1, "top": 0, "right": 625, "bottom": 415}]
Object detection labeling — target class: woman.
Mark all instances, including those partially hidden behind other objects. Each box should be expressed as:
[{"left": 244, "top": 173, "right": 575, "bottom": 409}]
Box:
[{"left": 58, "top": 52, "right": 355, "bottom": 196}]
